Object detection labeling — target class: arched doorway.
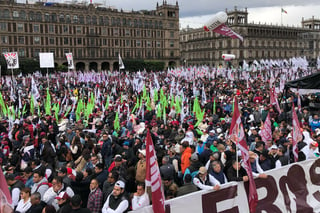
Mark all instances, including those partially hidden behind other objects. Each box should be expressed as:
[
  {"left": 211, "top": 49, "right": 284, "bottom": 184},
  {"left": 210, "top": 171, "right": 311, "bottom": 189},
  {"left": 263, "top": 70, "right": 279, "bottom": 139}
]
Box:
[
  {"left": 168, "top": 61, "right": 176, "bottom": 68},
  {"left": 76, "top": 62, "right": 85, "bottom": 71},
  {"left": 89, "top": 62, "right": 98, "bottom": 71},
  {"left": 101, "top": 62, "right": 110, "bottom": 71}
]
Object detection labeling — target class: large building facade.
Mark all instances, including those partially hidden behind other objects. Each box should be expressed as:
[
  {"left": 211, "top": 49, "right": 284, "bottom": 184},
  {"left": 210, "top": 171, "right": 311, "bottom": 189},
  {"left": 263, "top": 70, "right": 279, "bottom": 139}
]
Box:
[
  {"left": 0, "top": 0, "right": 180, "bottom": 70},
  {"left": 180, "top": 7, "right": 320, "bottom": 67}
]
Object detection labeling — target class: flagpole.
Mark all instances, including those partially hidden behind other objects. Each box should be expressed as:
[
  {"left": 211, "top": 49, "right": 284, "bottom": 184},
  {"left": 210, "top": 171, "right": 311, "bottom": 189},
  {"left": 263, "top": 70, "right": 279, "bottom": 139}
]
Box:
[{"left": 281, "top": 7, "right": 283, "bottom": 26}]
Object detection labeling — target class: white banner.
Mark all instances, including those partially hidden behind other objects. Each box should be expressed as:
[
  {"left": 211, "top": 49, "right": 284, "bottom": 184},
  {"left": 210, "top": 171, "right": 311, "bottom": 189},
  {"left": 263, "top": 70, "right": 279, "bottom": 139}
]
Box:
[
  {"left": 3, "top": 52, "right": 19, "bottom": 69},
  {"left": 65, "top": 53, "right": 74, "bottom": 70},
  {"left": 131, "top": 159, "right": 320, "bottom": 213},
  {"left": 39, "top": 52, "right": 54, "bottom": 68}
]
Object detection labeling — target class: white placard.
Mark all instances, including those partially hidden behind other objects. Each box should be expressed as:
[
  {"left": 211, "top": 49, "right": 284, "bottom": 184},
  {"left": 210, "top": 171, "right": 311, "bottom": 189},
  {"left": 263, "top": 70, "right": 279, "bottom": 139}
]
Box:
[{"left": 39, "top": 53, "right": 54, "bottom": 68}]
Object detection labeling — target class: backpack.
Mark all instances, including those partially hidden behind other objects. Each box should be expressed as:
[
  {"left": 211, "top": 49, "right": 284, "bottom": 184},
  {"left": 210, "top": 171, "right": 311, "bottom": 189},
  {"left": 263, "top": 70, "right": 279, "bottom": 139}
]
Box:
[{"left": 183, "top": 167, "right": 199, "bottom": 183}]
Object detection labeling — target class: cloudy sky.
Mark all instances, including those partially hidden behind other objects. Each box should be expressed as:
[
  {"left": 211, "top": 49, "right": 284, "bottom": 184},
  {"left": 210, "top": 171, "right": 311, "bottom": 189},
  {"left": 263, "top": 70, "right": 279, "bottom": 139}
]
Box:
[{"left": 54, "top": 0, "right": 320, "bottom": 28}]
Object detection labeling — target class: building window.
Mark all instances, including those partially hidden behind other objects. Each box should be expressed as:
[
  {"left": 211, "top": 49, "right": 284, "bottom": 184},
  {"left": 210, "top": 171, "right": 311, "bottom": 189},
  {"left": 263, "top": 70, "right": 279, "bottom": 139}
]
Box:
[
  {"left": 44, "top": 13, "right": 50, "bottom": 22},
  {"left": 126, "top": 40, "right": 130, "bottom": 46},
  {"left": 34, "top": 49, "right": 40, "bottom": 57},
  {"left": 51, "top": 13, "right": 57, "bottom": 22},
  {"left": 73, "top": 15, "right": 78, "bottom": 24},
  {"left": 49, "top": 37, "right": 54, "bottom": 45},
  {"left": 92, "top": 16, "right": 97, "bottom": 24},
  {"left": 103, "top": 39, "right": 107, "bottom": 45},
  {"left": 48, "top": 24, "right": 54, "bottom": 33},
  {"left": 0, "top": 22, "right": 7, "bottom": 31},
  {"left": 136, "top": 30, "right": 140, "bottom": 36},
  {"left": 170, "top": 31, "right": 174, "bottom": 38},
  {"left": 157, "top": 41, "right": 161, "bottom": 47},
  {"left": 76, "top": 26, "right": 81, "bottom": 33},
  {"left": 18, "top": 36, "right": 24, "bottom": 44},
  {"left": 1, "top": 36, "right": 8, "bottom": 44},
  {"left": 86, "top": 16, "right": 91, "bottom": 24},
  {"left": 60, "top": 14, "right": 65, "bottom": 22},
  {"left": 63, "top": 25, "right": 68, "bottom": 33},
  {"left": 170, "top": 41, "right": 174, "bottom": 47},
  {"left": 66, "top": 15, "right": 71, "bottom": 23},
  {"left": 34, "top": 37, "right": 40, "bottom": 44},
  {"left": 157, "top": 31, "right": 161, "bottom": 37},
  {"left": 170, "top": 51, "right": 174, "bottom": 57},
  {"left": 79, "top": 15, "right": 84, "bottom": 24},
  {"left": 34, "top": 24, "right": 40, "bottom": 32},
  {"left": 64, "top": 38, "right": 68, "bottom": 45},
  {"left": 102, "top": 28, "right": 107, "bottom": 35},
  {"left": 77, "top": 38, "right": 82, "bottom": 45},
  {"left": 90, "top": 38, "right": 94, "bottom": 45},
  {"left": 147, "top": 30, "right": 151, "bottom": 37},
  {"left": 13, "top": 11, "right": 19, "bottom": 18},
  {"left": 18, "top": 49, "right": 25, "bottom": 57},
  {"left": 125, "top": 29, "right": 130, "bottom": 36},
  {"left": 147, "top": 41, "right": 151, "bottom": 47},
  {"left": 77, "top": 49, "right": 82, "bottom": 58},
  {"left": 17, "top": 23, "right": 24, "bottom": 32},
  {"left": 136, "top": 40, "right": 141, "bottom": 47},
  {"left": 115, "top": 39, "right": 119, "bottom": 46},
  {"left": 114, "top": 28, "right": 118, "bottom": 36},
  {"left": 36, "top": 12, "right": 42, "bottom": 22}
]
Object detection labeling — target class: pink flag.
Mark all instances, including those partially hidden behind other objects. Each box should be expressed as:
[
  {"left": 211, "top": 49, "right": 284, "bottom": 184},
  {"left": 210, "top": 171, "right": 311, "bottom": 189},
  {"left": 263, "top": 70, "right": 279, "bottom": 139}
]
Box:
[
  {"left": 270, "top": 87, "right": 281, "bottom": 114},
  {"left": 213, "top": 24, "right": 243, "bottom": 41},
  {"left": 229, "top": 98, "right": 258, "bottom": 213},
  {"left": 297, "top": 90, "right": 301, "bottom": 113},
  {"left": 292, "top": 103, "right": 303, "bottom": 162},
  {"left": 0, "top": 167, "right": 13, "bottom": 213},
  {"left": 145, "top": 130, "right": 165, "bottom": 213},
  {"left": 260, "top": 112, "right": 272, "bottom": 146}
]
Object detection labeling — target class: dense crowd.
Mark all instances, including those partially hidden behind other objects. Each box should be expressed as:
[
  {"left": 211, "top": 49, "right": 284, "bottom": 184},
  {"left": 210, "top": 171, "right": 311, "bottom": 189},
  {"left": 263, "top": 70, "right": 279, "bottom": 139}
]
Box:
[{"left": 1, "top": 66, "right": 320, "bottom": 213}]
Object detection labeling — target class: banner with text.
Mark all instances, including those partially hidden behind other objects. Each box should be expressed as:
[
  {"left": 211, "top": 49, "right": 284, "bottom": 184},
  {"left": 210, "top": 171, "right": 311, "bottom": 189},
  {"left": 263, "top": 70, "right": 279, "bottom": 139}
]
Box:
[{"left": 130, "top": 159, "right": 320, "bottom": 213}]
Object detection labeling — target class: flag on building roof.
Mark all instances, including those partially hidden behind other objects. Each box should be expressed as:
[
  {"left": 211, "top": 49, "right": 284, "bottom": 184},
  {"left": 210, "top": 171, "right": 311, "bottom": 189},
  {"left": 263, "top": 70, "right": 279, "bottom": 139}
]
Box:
[{"left": 281, "top": 8, "right": 287, "bottom": 14}]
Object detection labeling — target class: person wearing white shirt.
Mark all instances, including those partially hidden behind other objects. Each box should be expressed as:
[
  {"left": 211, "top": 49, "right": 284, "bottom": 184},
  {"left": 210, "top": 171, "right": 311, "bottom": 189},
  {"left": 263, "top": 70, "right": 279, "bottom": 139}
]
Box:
[
  {"left": 102, "top": 180, "right": 129, "bottom": 213},
  {"left": 193, "top": 166, "right": 220, "bottom": 191},
  {"left": 5, "top": 174, "right": 25, "bottom": 208},
  {"left": 131, "top": 182, "right": 150, "bottom": 210},
  {"left": 15, "top": 187, "right": 32, "bottom": 213},
  {"left": 42, "top": 176, "right": 74, "bottom": 211}
]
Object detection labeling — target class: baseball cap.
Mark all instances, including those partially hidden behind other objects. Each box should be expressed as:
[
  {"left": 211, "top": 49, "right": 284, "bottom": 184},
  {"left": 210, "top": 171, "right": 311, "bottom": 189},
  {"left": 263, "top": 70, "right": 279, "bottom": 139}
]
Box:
[
  {"left": 138, "top": 149, "right": 146, "bottom": 157},
  {"left": 115, "top": 180, "right": 125, "bottom": 189},
  {"left": 58, "top": 167, "right": 67, "bottom": 174},
  {"left": 199, "top": 166, "right": 207, "bottom": 174},
  {"left": 114, "top": 155, "right": 122, "bottom": 162},
  {"left": 268, "top": 144, "right": 278, "bottom": 151},
  {"left": 55, "top": 191, "right": 69, "bottom": 200},
  {"left": 190, "top": 153, "right": 199, "bottom": 161}
]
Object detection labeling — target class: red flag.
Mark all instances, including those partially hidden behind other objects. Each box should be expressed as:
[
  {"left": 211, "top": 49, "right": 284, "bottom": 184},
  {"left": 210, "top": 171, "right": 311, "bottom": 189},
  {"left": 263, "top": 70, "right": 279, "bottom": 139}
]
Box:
[
  {"left": 145, "top": 130, "right": 165, "bottom": 213},
  {"left": 260, "top": 112, "right": 272, "bottom": 146},
  {"left": 297, "top": 90, "right": 301, "bottom": 113},
  {"left": 213, "top": 24, "right": 243, "bottom": 41},
  {"left": 292, "top": 103, "right": 303, "bottom": 162},
  {"left": 270, "top": 87, "right": 281, "bottom": 114},
  {"left": 0, "top": 167, "right": 13, "bottom": 213},
  {"left": 229, "top": 98, "right": 258, "bottom": 213}
]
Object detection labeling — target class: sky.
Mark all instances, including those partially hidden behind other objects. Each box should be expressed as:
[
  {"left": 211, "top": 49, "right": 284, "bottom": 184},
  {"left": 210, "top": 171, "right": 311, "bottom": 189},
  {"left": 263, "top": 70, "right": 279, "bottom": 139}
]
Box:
[{"left": 49, "top": 0, "right": 320, "bottom": 29}]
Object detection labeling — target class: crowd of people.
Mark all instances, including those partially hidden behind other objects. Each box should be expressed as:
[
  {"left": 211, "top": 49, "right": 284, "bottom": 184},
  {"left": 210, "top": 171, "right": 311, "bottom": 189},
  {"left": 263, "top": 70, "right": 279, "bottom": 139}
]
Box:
[{"left": 0, "top": 66, "right": 320, "bottom": 213}]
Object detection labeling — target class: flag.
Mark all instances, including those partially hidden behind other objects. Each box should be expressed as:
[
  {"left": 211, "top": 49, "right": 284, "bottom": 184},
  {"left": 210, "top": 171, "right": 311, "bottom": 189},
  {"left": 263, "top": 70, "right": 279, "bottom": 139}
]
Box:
[
  {"left": 145, "top": 129, "right": 165, "bottom": 213},
  {"left": 31, "top": 77, "right": 40, "bottom": 100},
  {"left": 270, "top": 87, "right": 281, "bottom": 114},
  {"left": 292, "top": 103, "right": 302, "bottom": 162},
  {"left": 65, "top": 53, "right": 74, "bottom": 70},
  {"left": 3, "top": 52, "right": 19, "bottom": 69},
  {"left": 229, "top": 98, "right": 258, "bottom": 213},
  {"left": 281, "top": 8, "right": 287, "bottom": 14},
  {"left": 0, "top": 167, "right": 13, "bottom": 213},
  {"left": 260, "top": 112, "right": 272, "bottom": 145},
  {"left": 119, "top": 54, "right": 125, "bottom": 70}
]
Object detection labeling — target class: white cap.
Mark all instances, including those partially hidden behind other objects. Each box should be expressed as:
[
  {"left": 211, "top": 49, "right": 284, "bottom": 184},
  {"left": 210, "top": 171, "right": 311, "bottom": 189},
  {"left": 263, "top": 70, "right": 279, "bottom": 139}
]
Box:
[
  {"left": 138, "top": 149, "right": 146, "bottom": 157},
  {"left": 115, "top": 180, "right": 125, "bottom": 189},
  {"left": 268, "top": 144, "right": 278, "bottom": 151}
]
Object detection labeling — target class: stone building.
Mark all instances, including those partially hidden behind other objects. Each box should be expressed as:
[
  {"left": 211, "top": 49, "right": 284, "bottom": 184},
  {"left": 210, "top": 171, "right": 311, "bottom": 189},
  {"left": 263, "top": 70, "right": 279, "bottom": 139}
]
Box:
[
  {"left": 180, "top": 7, "right": 320, "bottom": 67},
  {"left": 0, "top": 0, "right": 180, "bottom": 70}
]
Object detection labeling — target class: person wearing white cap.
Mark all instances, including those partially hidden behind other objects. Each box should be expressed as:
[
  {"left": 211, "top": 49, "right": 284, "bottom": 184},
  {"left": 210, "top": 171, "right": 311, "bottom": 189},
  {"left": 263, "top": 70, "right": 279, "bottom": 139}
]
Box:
[
  {"left": 300, "top": 141, "right": 320, "bottom": 160},
  {"left": 193, "top": 166, "right": 220, "bottom": 191},
  {"left": 102, "top": 180, "right": 129, "bottom": 213},
  {"left": 135, "top": 149, "right": 146, "bottom": 183}
]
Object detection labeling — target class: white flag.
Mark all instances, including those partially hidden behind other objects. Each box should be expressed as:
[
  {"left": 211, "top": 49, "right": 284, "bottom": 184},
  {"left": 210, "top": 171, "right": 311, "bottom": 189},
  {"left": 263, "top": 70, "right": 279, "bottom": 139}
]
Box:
[
  {"left": 65, "top": 53, "right": 74, "bottom": 70},
  {"left": 119, "top": 54, "right": 125, "bottom": 70},
  {"left": 3, "top": 52, "right": 19, "bottom": 69},
  {"left": 31, "top": 77, "right": 40, "bottom": 100}
]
